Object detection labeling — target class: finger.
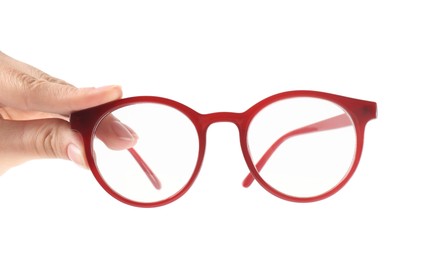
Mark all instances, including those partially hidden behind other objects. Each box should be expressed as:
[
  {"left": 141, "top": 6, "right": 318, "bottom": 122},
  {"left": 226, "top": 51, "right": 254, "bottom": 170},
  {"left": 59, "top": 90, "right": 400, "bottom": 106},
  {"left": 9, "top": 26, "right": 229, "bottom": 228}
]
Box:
[
  {"left": 0, "top": 118, "right": 87, "bottom": 174},
  {"left": 95, "top": 114, "right": 139, "bottom": 150},
  {"left": 0, "top": 68, "right": 122, "bottom": 114},
  {"left": 0, "top": 106, "right": 68, "bottom": 121},
  {"left": 0, "top": 51, "right": 71, "bottom": 86},
  {"left": 0, "top": 53, "right": 122, "bottom": 113}
]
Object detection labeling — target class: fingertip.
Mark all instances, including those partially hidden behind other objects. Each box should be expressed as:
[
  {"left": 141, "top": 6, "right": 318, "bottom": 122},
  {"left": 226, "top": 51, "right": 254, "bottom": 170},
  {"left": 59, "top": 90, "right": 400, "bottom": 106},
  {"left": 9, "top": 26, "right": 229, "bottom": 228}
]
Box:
[
  {"left": 93, "top": 84, "right": 122, "bottom": 101},
  {"left": 67, "top": 143, "right": 88, "bottom": 169},
  {"left": 93, "top": 85, "right": 123, "bottom": 97},
  {"left": 68, "top": 85, "right": 123, "bottom": 113},
  {"left": 81, "top": 85, "right": 123, "bottom": 100},
  {"left": 67, "top": 131, "right": 89, "bottom": 169}
]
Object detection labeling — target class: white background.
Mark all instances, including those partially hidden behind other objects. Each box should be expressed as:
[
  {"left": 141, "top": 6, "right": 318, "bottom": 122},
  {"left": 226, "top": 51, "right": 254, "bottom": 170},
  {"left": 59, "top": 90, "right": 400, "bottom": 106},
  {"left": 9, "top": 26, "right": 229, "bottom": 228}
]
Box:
[{"left": 1, "top": 1, "right": 435, "bottom": 259}]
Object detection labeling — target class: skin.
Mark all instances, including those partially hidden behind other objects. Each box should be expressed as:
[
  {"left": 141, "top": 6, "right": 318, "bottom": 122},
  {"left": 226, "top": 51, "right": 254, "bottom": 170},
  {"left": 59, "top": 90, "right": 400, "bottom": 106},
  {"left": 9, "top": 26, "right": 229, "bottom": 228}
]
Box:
[{"left": 0, "top": 51, "right": 136, "bottom": 174}]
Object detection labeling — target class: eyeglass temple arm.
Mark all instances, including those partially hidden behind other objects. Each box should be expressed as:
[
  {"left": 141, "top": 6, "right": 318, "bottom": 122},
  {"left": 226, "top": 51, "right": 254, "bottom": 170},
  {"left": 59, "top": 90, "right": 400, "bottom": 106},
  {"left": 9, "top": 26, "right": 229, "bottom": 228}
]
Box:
[
  {"left": 128, "top": 148, "right": 162, "bottom": 190},
  {"left": 242, "top": 113, "right": 352, "bottom": 188}
]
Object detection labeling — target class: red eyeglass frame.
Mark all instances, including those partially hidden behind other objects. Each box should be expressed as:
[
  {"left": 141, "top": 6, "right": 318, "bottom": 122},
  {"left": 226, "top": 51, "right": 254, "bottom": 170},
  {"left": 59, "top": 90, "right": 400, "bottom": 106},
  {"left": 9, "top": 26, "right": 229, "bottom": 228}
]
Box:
[{"left": 70, "top": 90, "right": 377, "bottom": 207}]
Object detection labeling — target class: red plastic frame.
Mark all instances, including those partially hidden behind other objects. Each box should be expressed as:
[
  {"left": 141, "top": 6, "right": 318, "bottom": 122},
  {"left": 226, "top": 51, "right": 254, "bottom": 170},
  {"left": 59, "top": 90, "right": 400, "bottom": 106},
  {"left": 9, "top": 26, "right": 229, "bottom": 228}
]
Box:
[{"left": 70, "top": 90, "right": 377, "bottom": 207}]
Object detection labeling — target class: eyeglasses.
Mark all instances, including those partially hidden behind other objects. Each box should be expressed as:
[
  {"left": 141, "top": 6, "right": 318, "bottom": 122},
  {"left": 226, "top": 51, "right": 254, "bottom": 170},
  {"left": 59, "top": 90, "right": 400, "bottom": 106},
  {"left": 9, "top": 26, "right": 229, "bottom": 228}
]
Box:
[{"left": 70, "top": 90, "right": 377, "bottom": 207}]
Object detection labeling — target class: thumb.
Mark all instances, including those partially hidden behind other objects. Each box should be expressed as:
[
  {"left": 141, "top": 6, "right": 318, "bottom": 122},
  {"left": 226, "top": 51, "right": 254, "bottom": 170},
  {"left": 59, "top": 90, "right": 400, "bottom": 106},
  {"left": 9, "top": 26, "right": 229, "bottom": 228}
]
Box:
[{"left": 0, "top": 118, "right": 87, "bottom": 174}]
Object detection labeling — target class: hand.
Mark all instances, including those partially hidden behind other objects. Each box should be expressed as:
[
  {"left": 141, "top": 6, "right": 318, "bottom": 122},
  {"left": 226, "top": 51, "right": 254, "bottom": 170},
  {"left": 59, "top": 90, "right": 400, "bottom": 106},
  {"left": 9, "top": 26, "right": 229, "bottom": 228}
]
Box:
[{"left": 0, "top": 51, "right": 123, "bottom": 174}]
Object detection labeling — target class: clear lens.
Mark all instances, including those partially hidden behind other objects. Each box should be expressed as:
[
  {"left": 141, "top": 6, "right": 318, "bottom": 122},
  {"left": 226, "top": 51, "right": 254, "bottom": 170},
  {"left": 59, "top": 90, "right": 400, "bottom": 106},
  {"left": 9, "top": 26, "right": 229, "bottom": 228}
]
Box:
[
  {"left": 92, "top": 103, "right": 199, "bottom": 203},
  {"left": 247, "top": 97, "right": 356, "bottom": 198}
]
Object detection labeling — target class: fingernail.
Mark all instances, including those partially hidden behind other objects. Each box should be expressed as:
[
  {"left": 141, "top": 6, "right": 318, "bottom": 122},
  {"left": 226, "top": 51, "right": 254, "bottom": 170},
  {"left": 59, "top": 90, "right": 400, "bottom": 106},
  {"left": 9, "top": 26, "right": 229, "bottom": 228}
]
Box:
[
  {"left": 112, "top": 121, "right": 138, "bottom": 142},
  {"left": 97, "top": 85, "right": 121, "bottom": 90},
  {"left": 83, "top": 85, "right": 119, "bottom": 89},
  {"left": 67, "top": 143, "right": 87, "bottom": 168}
]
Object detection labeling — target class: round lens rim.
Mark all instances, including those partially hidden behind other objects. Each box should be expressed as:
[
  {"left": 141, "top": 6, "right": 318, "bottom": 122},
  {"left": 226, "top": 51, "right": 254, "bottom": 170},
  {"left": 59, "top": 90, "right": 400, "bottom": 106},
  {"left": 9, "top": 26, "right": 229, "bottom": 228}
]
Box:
[
  {"left": 239, "top": 91, "right": 373, "bottom": 203},
  {"left": 75, "top": 96, "right": 206, "bottom": 208}
]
